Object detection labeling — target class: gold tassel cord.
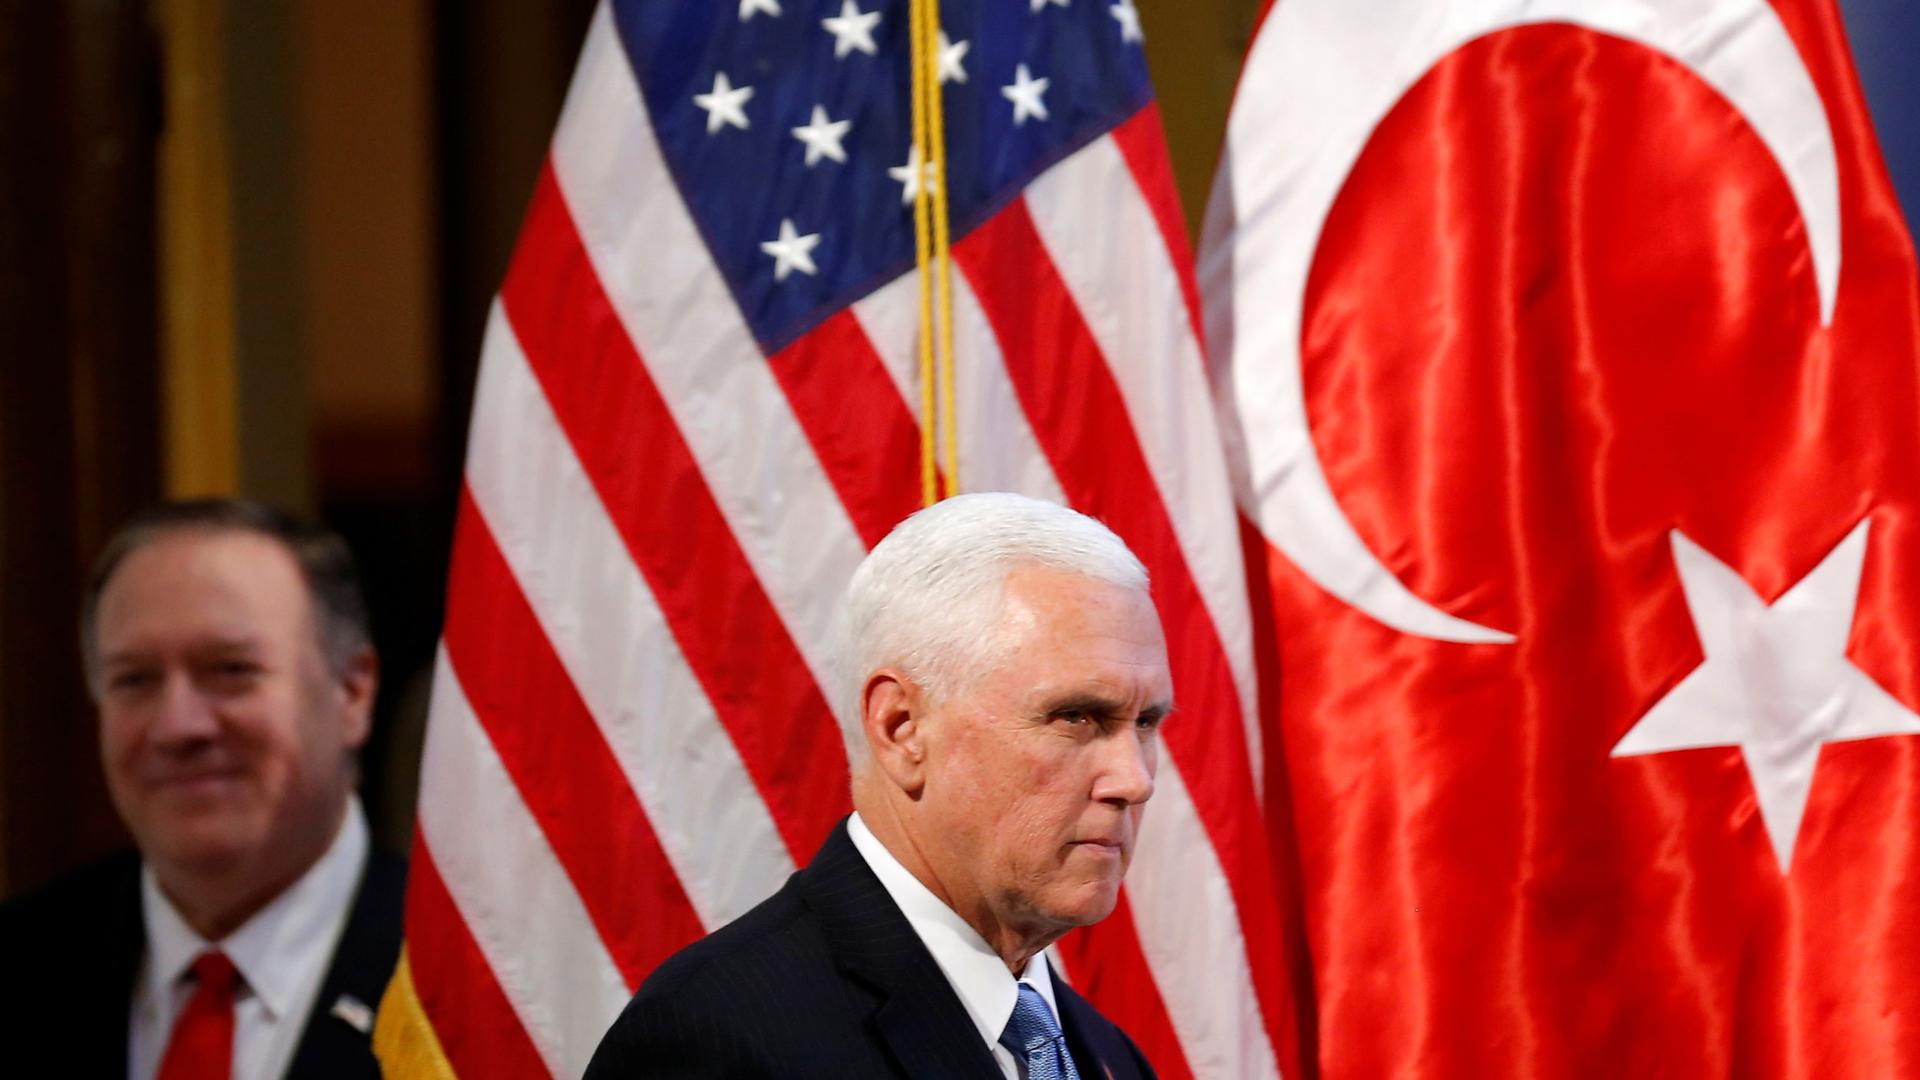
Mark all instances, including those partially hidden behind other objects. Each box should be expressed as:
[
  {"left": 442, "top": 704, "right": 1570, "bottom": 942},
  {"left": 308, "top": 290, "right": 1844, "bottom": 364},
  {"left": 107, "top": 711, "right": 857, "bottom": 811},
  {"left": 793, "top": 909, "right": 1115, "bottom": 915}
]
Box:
[
  {"left": 909, "top": 0, "right": 938, "bottom": 507},
  {"left": 923, "top": 0, "right": 958, "bottom": 499},
  {"left": 909, "top": 0, "right": 956, "bottom": 505}
]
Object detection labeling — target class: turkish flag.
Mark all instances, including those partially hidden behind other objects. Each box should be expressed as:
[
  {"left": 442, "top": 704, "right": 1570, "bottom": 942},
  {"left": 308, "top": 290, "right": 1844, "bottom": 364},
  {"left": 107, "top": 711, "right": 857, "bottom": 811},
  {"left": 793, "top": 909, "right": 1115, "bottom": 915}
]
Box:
[{"left": 1202, "top": 0, "right": 1920, "bottom": 1076}]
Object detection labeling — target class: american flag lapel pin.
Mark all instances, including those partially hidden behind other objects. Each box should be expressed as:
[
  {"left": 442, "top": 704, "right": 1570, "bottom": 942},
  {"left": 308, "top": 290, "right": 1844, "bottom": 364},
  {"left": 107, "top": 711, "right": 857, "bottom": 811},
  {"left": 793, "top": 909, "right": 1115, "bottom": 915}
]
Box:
[{"left": 331, "top": 993, "right": 374, "bottom": 1034}]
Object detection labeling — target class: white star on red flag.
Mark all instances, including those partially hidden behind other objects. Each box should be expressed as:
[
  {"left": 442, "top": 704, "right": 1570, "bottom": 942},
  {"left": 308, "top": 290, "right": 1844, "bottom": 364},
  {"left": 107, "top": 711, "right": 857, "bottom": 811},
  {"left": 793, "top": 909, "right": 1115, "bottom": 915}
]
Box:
[{"left": 1612, "top": 520, "right": 1920, "bottom": 869}]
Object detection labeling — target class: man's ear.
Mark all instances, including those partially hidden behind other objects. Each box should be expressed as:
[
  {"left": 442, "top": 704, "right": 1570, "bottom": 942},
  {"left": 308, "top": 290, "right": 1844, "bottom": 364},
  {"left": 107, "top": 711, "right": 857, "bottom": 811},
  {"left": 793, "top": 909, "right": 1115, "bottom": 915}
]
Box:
[
  {"left": 861, "top": 670, "right": 928, "bottom": 797},
  {"left": 336, "top": 647, "right": 378, "bottom": 750}
]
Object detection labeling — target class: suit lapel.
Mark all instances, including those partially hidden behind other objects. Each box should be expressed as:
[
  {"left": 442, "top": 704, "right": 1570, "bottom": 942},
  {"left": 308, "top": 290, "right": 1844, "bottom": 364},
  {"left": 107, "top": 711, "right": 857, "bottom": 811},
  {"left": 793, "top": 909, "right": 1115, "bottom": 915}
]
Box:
[
  {"left": 283, "top": 850, "right": 406, "bottom": 1078},
  {"left": 1054, "top": 970, "right": 1149, "bottom": 1080},
  {"left": 869, "top": 982, "right": 1002, "bottom": 1080},
  {"left": 796, "top": 820, "right": 1004, "bottom": 1079},
  {"left": 84, "top": 853, "right": 146, "bottom": 1078}
]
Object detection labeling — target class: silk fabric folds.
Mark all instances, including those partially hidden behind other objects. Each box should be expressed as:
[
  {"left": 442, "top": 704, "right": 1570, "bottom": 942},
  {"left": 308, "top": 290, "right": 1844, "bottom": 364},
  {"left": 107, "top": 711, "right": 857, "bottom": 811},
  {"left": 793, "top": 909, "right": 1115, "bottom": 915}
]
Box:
[{"left": 1240, "top": 6, "right": 1920, "bottom": 1077}]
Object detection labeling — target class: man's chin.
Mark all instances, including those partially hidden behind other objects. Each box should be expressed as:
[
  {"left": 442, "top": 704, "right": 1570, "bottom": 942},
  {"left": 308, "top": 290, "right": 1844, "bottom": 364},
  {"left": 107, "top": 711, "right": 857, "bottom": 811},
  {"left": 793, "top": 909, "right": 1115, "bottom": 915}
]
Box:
[
  {"left": 140, "top": 818, "right": 267, "bottom": 879},
  {"left": 1040, "top": 879, "right": 1124, "bottom": 929}
]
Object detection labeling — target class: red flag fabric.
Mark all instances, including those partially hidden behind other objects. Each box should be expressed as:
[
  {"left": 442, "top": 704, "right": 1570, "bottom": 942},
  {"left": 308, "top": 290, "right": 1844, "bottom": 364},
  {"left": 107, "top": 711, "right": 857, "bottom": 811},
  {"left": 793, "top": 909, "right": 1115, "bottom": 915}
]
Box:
[
  {"left": 1204, "top": 0, "right": 1920, "bottom": 1075},
  {"left": 376, "top": 1, "right": 1290, "bottom": 1077}
]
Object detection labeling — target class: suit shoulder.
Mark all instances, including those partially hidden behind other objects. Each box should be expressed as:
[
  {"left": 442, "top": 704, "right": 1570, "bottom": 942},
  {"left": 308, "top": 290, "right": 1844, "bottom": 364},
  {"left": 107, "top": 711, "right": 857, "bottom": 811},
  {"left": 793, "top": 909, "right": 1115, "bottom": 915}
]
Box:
[
  {"left": 0, "top": 851, "right": 144, "bottom": 1049},
  {"left": 586, "top": 880, "right": 836, "bottom": 1077},
  {"left": 638, "top": 879, "right": 824, "bottom": 1003},
  {"left": 0, "top": 850, "right": 141, "bottom": 941}
]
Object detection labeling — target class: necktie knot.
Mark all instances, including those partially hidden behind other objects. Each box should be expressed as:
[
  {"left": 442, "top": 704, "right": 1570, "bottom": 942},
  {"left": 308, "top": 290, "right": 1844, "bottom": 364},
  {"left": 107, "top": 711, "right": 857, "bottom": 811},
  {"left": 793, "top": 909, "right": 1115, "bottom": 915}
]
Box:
[
  {"left": 191, "top": 950, "right": 238, "bottom": 997},
  {"left": 157, "top": 950, "right": 240, "bottom": 1080},
  {"left": 999, "top": 983, "right": 1080, "bottom": 1080}
]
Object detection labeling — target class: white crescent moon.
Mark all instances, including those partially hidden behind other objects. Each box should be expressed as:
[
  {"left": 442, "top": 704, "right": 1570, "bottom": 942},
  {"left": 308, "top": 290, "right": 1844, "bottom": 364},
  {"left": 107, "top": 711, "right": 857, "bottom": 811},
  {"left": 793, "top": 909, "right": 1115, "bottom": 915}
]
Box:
[{"left": 1199, "top": 0, "right": 1842, "bottom": 644}]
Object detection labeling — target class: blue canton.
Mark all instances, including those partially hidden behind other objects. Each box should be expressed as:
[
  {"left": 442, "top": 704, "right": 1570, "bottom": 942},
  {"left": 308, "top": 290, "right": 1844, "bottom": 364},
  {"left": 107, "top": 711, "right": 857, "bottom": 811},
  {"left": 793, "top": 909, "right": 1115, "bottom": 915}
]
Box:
[{"left": 611, "top": 0, "right": 1153, "bottom": 353}]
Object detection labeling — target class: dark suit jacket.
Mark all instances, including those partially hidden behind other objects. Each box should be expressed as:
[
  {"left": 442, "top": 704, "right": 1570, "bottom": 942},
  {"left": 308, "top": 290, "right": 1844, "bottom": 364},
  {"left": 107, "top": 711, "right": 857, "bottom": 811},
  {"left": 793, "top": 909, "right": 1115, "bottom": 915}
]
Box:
[
  {"left": 587, "top": 818, "right": 1156, "bottom": 1079},
  {"left": 0, "top": 846, "right": 406, "bottom": 1078}
]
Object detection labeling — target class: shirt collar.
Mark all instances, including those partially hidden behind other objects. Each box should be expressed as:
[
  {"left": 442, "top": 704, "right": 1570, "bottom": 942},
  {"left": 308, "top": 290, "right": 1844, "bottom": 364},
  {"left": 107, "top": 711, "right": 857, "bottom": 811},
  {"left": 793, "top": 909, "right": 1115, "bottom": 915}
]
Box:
[
  {"left": 847, "top": 812, "right": 1061, "bottom": 1050},
  {"left": 141, "top": 795, "right": 369, "bottom": 1020}
]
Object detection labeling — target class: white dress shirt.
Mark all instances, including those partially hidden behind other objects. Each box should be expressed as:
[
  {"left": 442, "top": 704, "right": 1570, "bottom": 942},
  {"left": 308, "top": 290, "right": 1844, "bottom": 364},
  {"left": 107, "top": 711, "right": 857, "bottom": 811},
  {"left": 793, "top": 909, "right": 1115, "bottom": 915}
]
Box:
[
  {"left": 848, "top": 812, "right": 1065, "bottom": 1080},
  {"left": 129, "top": 796, "right": 370, "bottom": 1080}
]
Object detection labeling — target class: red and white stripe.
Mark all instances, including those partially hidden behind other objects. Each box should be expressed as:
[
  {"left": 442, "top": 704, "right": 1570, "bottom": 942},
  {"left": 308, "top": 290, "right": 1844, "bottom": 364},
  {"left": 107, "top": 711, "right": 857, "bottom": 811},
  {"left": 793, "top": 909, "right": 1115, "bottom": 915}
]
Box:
[{"left": 402, "top": 4, "right": 1293, "bottom": 1077}]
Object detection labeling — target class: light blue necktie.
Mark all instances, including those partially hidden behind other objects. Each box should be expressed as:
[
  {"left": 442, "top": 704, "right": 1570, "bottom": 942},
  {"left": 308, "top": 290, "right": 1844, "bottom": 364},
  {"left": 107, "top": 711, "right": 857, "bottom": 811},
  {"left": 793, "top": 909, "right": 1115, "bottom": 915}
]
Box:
[{"left": 999, "top": 982, "right": 1082, "bottom": 1080}]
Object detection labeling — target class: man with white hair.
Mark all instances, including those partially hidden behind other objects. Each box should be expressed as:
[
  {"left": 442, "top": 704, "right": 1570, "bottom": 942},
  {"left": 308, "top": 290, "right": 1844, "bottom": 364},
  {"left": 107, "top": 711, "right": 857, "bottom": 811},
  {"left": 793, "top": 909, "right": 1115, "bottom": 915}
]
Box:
[{"left": 589, "top": 492, "right": 1167, "bottom": 1078}]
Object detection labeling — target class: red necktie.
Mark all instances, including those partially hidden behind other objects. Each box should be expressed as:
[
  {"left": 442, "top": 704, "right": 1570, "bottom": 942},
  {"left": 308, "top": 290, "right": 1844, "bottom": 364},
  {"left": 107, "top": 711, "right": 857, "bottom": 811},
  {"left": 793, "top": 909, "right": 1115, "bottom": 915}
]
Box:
[{"left": 155, "top": 950, "right": 238, "bottom": 1080}]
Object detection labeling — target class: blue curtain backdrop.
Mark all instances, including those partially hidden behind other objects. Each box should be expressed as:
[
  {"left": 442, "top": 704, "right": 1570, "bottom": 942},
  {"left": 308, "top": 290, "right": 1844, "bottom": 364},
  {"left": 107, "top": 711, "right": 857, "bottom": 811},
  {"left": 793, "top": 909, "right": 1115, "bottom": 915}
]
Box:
[{"left": 1839, "top": 0, "right": 1920, "bottom": 235}]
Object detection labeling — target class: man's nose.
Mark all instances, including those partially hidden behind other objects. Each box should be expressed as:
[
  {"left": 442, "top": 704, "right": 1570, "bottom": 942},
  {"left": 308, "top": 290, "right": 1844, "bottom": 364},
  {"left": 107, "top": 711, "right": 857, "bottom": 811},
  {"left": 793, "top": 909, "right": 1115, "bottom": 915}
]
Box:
[
  {"left": 149, "top": 672, "right": 220, "bottom": 747},
  {"left": 1091, "top": 728, "right": 1155, "bottom": 807}
]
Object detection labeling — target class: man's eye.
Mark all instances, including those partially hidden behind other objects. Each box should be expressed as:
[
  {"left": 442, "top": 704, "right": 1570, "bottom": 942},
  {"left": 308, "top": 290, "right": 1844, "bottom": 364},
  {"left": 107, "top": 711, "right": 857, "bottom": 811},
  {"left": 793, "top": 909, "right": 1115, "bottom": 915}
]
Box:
[
  {"left": 1053, "top": 710, "right": 1092, "bottom": 726},
  {"left": 108, "top": 671, "right": 158, "bottom": 692},
  {"left": 207, "top": 661, "right": 263, "bottom": 685}
]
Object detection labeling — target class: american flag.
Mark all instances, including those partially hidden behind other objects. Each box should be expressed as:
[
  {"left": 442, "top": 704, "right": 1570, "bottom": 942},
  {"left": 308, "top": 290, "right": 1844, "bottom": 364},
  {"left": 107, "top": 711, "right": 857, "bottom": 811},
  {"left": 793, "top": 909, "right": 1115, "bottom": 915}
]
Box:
[{"left": 376, "top": 1, "right": 1296, "bottom": 1076}]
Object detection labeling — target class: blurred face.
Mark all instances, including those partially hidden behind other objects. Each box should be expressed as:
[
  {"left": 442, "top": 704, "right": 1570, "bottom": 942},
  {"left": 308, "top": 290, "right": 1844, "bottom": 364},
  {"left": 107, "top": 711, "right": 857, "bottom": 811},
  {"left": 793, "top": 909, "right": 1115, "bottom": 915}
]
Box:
[
  {"left": 915, "top": 566, "right": 1171, "bottom": 941},
  {"left": 93, "top": 529, "right": 371, "bottom": 890}
]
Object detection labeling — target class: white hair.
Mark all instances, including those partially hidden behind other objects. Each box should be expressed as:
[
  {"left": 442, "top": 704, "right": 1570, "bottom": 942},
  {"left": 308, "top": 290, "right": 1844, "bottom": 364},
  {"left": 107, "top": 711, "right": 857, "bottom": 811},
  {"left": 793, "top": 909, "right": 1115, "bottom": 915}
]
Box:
[{"left": 829, "top": 492, "right": 1149, "bottom": 764}]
